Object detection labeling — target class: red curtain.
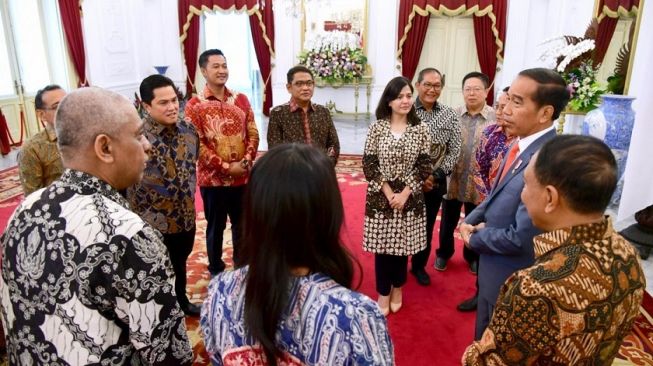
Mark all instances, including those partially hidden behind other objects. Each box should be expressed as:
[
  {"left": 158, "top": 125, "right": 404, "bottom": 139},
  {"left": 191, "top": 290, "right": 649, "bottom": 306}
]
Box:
[
  {"left": 179, "top": 0, "right": 200, "bottom": 97},
  {"left": 473, "top": 0, "right": 506, "bottom": 105},
  {"left": 249, "top": 0, "right": 274, "bottom": 115},
  {"left": 179, "top": 0, "right": 275, "bottom": 115},
  {"left": 0, "top": 110, "right": 11, "bottom": 155},
  {"left": 594, "top": 0, "right": 639, "bottom": 65},
  {"left": 57, "top": 0, "right": 88, "bottom": 87},
  {"left": 398, "top": 0, "right": 430, "bottom": 81},
  {"left": 397, "top": 0, "right": 506, "bottom": 104}
]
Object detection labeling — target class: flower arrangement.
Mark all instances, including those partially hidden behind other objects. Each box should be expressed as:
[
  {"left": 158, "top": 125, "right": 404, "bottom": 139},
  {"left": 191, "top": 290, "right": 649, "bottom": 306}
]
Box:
[
  {"left": 298, "top": 31, "right": 367, "bottom": 84},
  {"left": 539, "top": 21, "right": 606, "bottom": 113}
]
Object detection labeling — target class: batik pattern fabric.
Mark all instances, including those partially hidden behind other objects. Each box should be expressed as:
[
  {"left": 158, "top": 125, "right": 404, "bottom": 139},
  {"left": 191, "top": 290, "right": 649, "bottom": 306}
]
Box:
[
  {"left": 201, "top": 267, "right": 394, "bottom": 366},
  {"left": 185, "top": 85, "right": 259, "bottom": 187},
  {"left": 447, "top": 105, "right": 495, "bottom": 204},
  {"left": 0, "top": 170, "right": 193, "bottom": 366},
  {"left": 17, "top": 125, "right": 64, "bottom": 196},
  {"left": 415, "top": 99, "right": 461, "bottom": 176},
  {"left": 127, "top": 116, "right": 199, "bottom": 234},
  {"left": 462, "top": 217, "right": 646, "bottom": 366},
  {"left": 267, "top": 99, "right": 340, "bottom": 164},
  {"left": 473, "top": 123, "right": 516, "bottom": 204},
  {"left": 362, "top": 120, "right": 434, "bottom": 256}
]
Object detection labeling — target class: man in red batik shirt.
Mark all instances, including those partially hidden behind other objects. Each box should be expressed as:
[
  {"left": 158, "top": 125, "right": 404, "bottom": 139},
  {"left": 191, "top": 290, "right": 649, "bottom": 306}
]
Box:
[{"left": 185, "top": 49, "right": 259, "bottom": 275}]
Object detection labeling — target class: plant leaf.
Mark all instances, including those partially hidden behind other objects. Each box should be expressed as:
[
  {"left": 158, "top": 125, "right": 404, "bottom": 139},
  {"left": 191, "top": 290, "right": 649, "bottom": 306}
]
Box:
[
  {"left": 564, "top": 35, "right": 583, "bottom": 45},
  {"left": 614, "top": 43, "right": 630, "bottom": 77},
  {"left": 584, "top": 18, "right": 599, "bottom": 40}
]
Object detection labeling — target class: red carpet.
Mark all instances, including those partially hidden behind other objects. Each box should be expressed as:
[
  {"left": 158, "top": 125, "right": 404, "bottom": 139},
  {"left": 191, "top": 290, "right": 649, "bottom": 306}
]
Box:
[
  {"left": 2, "top": 159, "right": 653, "bottom": 365},
  {"left": 336, "top": 164, "right": 477, "bottom": 365}
]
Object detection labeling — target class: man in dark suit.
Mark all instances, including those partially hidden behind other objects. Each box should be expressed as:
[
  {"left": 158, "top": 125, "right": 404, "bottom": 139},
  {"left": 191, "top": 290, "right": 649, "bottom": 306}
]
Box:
[{"left": 459, "top": 68, "right": 570, "bottom": 340}]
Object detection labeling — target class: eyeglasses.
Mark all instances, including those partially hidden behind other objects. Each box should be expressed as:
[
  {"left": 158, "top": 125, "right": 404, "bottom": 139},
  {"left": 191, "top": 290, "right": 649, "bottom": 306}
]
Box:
[
  {"left": 292, "top": 80, "right": 315, "bottom": 88},
  {"left": 463, "top": 87, "right": 485, "bottom": 94},
  {"left": 421, "top": 82, "right": 442, "bottom": 91}
]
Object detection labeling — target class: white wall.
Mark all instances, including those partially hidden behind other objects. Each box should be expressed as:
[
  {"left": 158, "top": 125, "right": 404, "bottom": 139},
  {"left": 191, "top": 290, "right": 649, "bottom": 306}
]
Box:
[
  {"left": 619, "top": 0, "right": 653, "bottom": 220},
  {"left": 496, "top": 0, "right": 594, "bottom": 91},
  {"left": 271, "top": 0, "right": 400, "bottom": 114},
  {"left": 82, "top": 0, "right": 184, "bottom": 99}
]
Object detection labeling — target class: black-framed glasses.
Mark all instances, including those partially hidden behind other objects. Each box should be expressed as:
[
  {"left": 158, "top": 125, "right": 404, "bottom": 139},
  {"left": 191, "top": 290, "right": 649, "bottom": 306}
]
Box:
[{"left": 421, "top": 82, "right": 442, "bottom": 91}]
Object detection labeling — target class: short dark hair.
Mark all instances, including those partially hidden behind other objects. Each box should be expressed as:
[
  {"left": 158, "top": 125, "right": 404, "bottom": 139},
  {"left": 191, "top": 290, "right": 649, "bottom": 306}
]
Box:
[
  {"left": 462, "top": 71, "right": 489, "bottom": 89},
  {"left": 241, "top": 144, "right": 358, "bottom": 366},
  {"left": 287, "top": 65, "right": 313, "bottom": 84},
  {"left": 417, "top": 67, "right": 445, "bottom": 86},
  {"left": 534, "top": 135, "right": 617, "bottom": 214},
  {"left": 139, "top": 74, "right": 177, "bottom": 105},
  {"left": 375, "top": 76, "right": 421, "bottom": 126},
  {"left": 35, "top": 85, "right": 63, "bottom": 110},
  {"left": 518, "top": 68, "right": 570, "bottom": 120},
  {"left": 198, "top": 48, "right": 225, "bottom": 69}
]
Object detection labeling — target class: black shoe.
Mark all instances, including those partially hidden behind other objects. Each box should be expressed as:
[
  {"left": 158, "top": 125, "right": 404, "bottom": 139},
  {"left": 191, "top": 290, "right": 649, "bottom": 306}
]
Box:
[
  {"left": 410, "top": 268, "right": 431, "bottom": 286},
  {"left": 180, "top": 302, "right": 202, "bottom": 317},
  {"left": 469, "top": 261, "right": 478, "bottom": 275},
  {"left": 433, "top": 257, "right": 447, "bottom": 271},
  {"left": 457, "top": 294, "right": 478, "bottom": 312}
]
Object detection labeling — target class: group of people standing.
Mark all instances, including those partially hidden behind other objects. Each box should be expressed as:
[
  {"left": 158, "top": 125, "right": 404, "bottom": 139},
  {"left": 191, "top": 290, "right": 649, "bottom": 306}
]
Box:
[
  {"left": 360, "top": 68, "right": 515, "bottom": 319},
  {"left": 0, "top": 44, "right": 646, "bottom": 365}
]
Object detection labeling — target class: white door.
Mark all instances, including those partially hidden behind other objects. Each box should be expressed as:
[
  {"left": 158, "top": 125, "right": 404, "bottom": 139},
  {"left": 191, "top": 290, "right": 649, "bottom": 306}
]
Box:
[{"left": 412, "top": 16, "right": 481, "bottom": 109}]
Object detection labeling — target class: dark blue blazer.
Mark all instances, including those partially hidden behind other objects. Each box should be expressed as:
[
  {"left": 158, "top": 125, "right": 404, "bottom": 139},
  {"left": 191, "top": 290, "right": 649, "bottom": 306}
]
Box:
[{"left": 464, "top": 128, "right": 556, "bottom": 304}]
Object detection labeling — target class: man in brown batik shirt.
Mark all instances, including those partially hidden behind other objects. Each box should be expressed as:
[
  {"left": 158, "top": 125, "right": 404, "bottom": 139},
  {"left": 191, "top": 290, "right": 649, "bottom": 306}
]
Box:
[
  {"left": 463, "top": 135, "right": 645, "bottom": 365},
  {"left": 267, "top": 65, "right": 340, "bottom": 165},
  {"left": 18, "top": 85, "right": 66, "bottom": 196}
]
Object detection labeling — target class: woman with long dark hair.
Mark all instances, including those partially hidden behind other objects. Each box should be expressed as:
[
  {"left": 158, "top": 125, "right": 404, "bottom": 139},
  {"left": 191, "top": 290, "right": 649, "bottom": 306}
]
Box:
[
  {"left": 363, "top": 76, "right": 438, "bottom": 315},
  {"left": 201, "top": 144, "right": 394, "bottom": 365}
]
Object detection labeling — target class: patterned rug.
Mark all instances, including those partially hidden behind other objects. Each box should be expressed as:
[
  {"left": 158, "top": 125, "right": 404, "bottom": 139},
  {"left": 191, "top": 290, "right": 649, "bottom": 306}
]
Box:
[
  {"left": 0, "top": 167, "right": 21, "bottom": 204},
  {"left": 1, "top": 156, "right": 652, "bottom": 364},
  {"left": 183, "top": 154, "right": 653, "bottom": 366}
]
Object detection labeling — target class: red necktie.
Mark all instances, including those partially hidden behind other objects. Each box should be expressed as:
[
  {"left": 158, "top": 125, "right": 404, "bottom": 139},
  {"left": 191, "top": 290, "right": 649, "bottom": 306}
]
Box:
[{"left": 499, "top": 143, "right": 520, "bottom": 182}]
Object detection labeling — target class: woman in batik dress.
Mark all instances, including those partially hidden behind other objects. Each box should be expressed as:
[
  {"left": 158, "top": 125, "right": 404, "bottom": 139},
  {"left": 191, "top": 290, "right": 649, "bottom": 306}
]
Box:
[{"left": 363, "top": 76, "right": 441, "bottom": 316}]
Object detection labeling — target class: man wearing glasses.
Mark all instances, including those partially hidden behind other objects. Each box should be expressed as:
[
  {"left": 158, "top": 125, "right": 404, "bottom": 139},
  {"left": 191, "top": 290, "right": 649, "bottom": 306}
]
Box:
[
  {"left": 267, "top": 65, "right": 340, "bottom": 165},
  {"left": 410, "top": 68, "right": 462, "bottom": 286},
  {"left": 444, "top": 72, "right": 496, "bottom": 312},
  {"left": 18, "top": 84, "right": 66, "bottom": 196}
]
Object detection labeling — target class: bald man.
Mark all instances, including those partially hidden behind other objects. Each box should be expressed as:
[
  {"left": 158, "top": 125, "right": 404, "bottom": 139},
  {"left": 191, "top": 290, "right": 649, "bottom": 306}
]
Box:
[{"left": 0, "top": 88, "right": 193, "bottom": 365}]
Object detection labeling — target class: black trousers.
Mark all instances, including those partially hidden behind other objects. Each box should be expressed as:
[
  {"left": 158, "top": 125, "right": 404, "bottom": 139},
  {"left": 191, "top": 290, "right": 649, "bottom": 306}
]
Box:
[
  {"left": 437, "top": 198, "right": 479, "bottom": 264},
  {"left": 161, "top": 227, "right": 196, "bottom": 307},
  {"left": 200, "top": 185, "right": 245, "bottom": 275},
  {"left": 411, "top": 176, "right": 447, "bottom": 270},
  {"left": 375, "top": 254, "right": 408, "bottom": 296}
]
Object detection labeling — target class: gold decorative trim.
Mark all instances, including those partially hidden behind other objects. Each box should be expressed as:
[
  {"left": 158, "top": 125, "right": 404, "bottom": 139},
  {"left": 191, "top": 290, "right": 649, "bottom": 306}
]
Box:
[
  {"left": 179, "top": 3, "right": 276, "bottom": 89},
  {"left": 624, "top": 0, "right": 644, "bottom": 95},
  {"left": 396, "top": 3, "right": 504, "bottom": 63},
  {"left": 597, "top": 4, "right": 639, "bottom": 21}
]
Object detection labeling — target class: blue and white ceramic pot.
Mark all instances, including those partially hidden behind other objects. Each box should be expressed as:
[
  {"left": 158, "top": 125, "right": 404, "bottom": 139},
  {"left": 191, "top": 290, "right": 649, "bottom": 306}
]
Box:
[
  {"left": 583, "top": 94, "right": 636, "bottom": 208},
  {"left": 154, "top": 65, "right": 169, "bottom": 75}
]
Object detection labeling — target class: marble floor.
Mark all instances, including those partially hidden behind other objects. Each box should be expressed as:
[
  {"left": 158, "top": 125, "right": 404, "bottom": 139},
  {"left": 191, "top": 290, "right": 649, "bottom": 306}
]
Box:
[{"left": 2, "top": 115, "right": 652, "bottom": 294}]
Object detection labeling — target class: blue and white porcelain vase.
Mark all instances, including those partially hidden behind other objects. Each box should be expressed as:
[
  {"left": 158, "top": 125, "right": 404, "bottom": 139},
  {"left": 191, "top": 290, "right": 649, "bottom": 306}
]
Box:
[
  {"left": 153, "top": 65, "right": 169, "bottom": 75},
  {"left": 583, "top": 94, "right": 636, "bottom": 208}
]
